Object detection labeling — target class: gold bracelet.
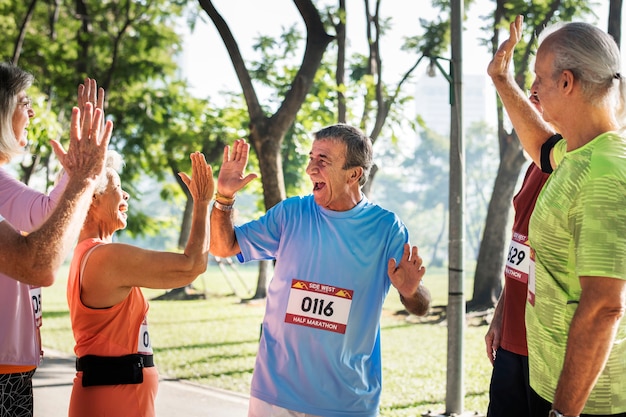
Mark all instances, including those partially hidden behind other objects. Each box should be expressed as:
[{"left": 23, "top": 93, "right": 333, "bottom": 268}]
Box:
[
  {"left": 213, "top": 200, "right": 234, "bottom": 211},
  {"left": 215, "top": 191, "right": 235, "bottom": 204}
]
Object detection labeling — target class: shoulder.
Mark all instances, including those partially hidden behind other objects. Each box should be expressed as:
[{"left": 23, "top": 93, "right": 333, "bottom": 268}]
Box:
[
  {"left": 363, "top": 198, "right": 403, "bottom": 222},
  {"left": 0, "top": 167, "right": 23, "bottom": 189},
  {"left": 589, "top": 133, "right": 626, "bottom": 176}
]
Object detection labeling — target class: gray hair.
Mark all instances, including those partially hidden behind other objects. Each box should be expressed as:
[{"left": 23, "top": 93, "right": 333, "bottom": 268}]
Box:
[
  {"left": 0, "top": 63, "right": 34, "bottom": 164},
  {"left": 313, "top": 124, "right": 373, "bottom": 187},
  {"left": 93, "top": 150, "right": 124, "bottom": 194},
  {"left": 538, "top": 22, "right": 626, "bottom": 124}
]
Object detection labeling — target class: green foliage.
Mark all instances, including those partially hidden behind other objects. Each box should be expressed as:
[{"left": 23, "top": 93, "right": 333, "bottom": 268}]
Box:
[{"left": 3, "top": 0, "right": 209, "bottom": 239}]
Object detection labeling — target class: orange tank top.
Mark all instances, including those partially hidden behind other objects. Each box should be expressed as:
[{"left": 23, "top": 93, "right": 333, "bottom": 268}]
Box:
[{"left": 67, "top": 238, "right": 158, "bottom": 417}]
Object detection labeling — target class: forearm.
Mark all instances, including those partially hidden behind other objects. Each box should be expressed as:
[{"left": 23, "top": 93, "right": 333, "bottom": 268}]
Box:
[
  {"left": 491, "top": 288, "right": 505, "bottom": 328},
  {"left": 209, "top": 204, "right": 240, "bottom": 257},
  {"left": 18, "top": 177, "right": 95, "bottom": 286},
  {"left": 490, "top": 73, "right": 556, "bottom": 165},
  {"left": 485, "top": 288, "right": 505, "bottom": 362},
  {"left": 553, "top": 280, "right": 624, "bottom": 415},
  {"left": 400, "top": 284, "right": 431, "bottom": 316},
  {"left": 183, "top": 200, "right": 211, "bottom": 275}
]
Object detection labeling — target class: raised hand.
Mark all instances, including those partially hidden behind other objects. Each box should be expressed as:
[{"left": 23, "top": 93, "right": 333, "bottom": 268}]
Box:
[
  {"left": 487, "top": 15, "right": 523, "bottom": 81},
  {"left": 77, "top": 78, "right": 105, "bottom": 117},
  {"left": 179, "top": 152, "right": 215, "bottom": 203},
  {"left": 216, "top": 139, "right": 258, "bottom": 198},
  {"left": 51, "top": 103, "right": 112, "bottom": 183}
]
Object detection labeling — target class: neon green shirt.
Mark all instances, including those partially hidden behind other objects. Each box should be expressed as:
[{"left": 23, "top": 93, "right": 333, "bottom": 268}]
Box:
[{"left": 527, "top": 132, "right": 626, "bottom": 414}]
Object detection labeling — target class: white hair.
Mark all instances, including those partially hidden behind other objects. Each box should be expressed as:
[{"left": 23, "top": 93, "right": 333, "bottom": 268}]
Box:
[{"left": 538, "top": 22, "right": 626, "bottom": 125}]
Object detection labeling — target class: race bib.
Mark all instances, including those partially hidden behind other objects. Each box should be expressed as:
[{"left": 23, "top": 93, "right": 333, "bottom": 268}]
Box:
[
  {"left": 527, "top": 247, "right": 536, "bottom": 307},
  {"left": 137, "top": 316, "right": 153, "bottom": 354},
  {"left": 284, "top": 279, "right": 353, "bottom": 334},
  {"left": 505, "top": 238, "right": 531, "bottom": 284},
  {"left": 30, "top": 286, "right": 42, "bottom": 328}
]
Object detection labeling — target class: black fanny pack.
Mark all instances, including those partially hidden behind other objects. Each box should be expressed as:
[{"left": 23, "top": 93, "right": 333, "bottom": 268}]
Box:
[{"left": 76, "top": 354, "right": 154, "bottom": 387}]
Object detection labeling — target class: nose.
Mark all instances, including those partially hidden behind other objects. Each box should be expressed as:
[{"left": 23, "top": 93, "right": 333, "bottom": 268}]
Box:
[
  {"left": 530, "top": 79, "right": 539, "bottom": 96},
  {"left": 123, "top": 190, "right": 130, "bottom": 201},
  {"left": 305, "top": 159, "right": 315, "bottom": 175},
  {"left": 28, "top": 108, "right": 35, "bottom": 118}
]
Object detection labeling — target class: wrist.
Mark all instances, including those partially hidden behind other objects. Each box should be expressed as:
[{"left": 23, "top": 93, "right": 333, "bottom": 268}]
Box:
[
  {"left": 549, "top": 409, "right": 579, "bottom": 417},
  {"left": 213, "top": 200, "right": 234, "bottom": 211},
  {"left": 215, "top": 191, "right": 235, "bottom": 204}
]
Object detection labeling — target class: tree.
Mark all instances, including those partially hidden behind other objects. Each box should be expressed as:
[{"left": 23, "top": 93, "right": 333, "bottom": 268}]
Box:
[
  {"left": 350, "top": 0, "right": 434, "bottom": 195},
  {"left": 608, "top": 0, "right": 623, "bottom": 48},
  {"left": 197, "top": 0, "right": 334, "bottom": 299},
  {"left": 6, "top": 1, "right": 254, "bottom": 303}
]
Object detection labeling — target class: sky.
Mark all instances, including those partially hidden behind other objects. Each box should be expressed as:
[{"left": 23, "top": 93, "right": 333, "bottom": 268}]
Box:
[{"left": 181, "top": 0, "right": 616, "bottom": 99}]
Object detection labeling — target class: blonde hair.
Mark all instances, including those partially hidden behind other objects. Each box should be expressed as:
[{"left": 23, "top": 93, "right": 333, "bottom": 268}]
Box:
[{"left": 0, "top": 63, "right": 34, "bottom": 164}]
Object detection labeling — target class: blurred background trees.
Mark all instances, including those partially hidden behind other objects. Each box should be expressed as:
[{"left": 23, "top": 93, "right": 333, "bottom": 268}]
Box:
[{"left": 3, "top": 0, "right": 620, "bottom": 309}]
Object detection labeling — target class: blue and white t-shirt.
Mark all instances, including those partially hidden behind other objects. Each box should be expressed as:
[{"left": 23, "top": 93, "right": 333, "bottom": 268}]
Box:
[{"left": 236, "top": 194, "right": 409, "bottom": 417}]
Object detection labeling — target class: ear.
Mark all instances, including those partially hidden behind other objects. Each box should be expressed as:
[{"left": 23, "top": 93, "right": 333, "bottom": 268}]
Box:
[
  {"left": 348, "top": 167, "right": 363, "bottom": 185},
  {"left": 561, "top": 70, "right": 575, "bottom": 93}
]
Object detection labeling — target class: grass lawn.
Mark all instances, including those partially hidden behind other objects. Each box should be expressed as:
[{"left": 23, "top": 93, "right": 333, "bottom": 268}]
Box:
[{"left": 41, "top": 260, "right": 493, "bottom": 417}]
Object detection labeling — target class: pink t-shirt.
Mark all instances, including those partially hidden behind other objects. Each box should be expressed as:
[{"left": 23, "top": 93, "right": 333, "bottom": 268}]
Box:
[{"left": 0, "top": 168, "right": 68, "bottom": 369}]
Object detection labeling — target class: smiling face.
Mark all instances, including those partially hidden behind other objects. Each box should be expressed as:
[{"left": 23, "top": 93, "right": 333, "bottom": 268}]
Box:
[
  {"left": 305, "top": 138, "right": 362, "bottom": 211},
  {"left": 91, "top": 169, "right": 130, "bottom": 235},
  {"left": 11, "top": 91, "right": 34, "bottom": 148}
]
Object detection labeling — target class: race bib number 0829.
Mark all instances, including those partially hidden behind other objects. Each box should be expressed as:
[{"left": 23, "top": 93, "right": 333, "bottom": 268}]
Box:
[{"left": 285, "top": 279, "right": 353, "bottom": 334}]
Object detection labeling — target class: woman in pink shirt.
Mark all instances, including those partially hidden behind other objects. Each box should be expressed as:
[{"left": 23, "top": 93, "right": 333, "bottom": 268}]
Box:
[{"left": 0, "top": 63, "right": 105, "bottom": 417}]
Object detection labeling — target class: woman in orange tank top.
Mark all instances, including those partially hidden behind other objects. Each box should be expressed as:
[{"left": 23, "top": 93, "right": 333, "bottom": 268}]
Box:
[{"left": 67, "top": 151, "right": 214, "bottom": 417}]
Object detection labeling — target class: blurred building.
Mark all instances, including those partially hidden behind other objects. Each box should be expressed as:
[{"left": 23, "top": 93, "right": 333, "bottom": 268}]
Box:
[{"left": 414, "top": 72, "right": 494, "bottom": 136}]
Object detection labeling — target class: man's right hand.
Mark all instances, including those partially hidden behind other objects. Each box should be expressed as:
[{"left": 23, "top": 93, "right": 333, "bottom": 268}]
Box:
[{"left": 216, "top": 138, "right": 258, "bottom": 198}]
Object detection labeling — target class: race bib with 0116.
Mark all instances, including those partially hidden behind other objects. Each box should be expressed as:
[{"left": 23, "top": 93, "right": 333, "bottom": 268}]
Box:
[{"left": 285, "top": 279, "right": 353, "bottom": 334}]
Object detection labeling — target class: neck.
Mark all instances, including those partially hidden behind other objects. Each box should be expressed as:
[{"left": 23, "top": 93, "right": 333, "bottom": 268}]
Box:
[
  {"left": 558, "top": 100, "right": 619, "bottom": 150},
  {"left": 78, "top": 221, "right": 114, "bottom": 243}
]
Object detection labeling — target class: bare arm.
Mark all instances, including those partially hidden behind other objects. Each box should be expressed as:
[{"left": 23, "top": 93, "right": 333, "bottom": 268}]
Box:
[
  {"left": 388, "top": 244, "right": 431, "bottom": 316},
  {"left": 209, "top": 203, "right": 240, "bottom": 257},
  {"left": 209, "top": 139, "right": 257, "bottom": 257},
  {"left": 484, "top": 288, "right": 505, "bottom": 365},
  {"left": 0, "top": 77, "right": 105, "bottom": 232},
  {"left": 0, "top": 105, "right": 111, "bottom": 286},
  {"left": 552, "top": 276, "right": 626, "bottom": 416},
  {"left": 80, "top": 152, "right": 215, "bottom": 308},
  {"left": 487, "top": 15, "right": 556, "bottom": 167}
]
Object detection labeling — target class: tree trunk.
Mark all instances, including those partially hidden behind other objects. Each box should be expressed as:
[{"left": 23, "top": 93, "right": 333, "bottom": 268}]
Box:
[
  {"left": 199, "top": 0, "right": 333, "bottom": 299},
  {"left": 12, "top": 0, "right": 37, "bottom": 65},
  {"left": 75, "top": 0, "right": 90, "bottom": 76},
  {"left": 608, "top": 0, "right": 623, "bottom": 48},
  {"left": 335, "top": 0, "right": 347, "bottom": 123},
  {"left": 468, "top": 138, "right": 526, "bottom": 311}
]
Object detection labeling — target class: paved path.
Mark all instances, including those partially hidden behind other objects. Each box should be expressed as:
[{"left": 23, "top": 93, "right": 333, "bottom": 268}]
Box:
[{"left": 33, "top": 349, "right": 249, "bottom": 417}]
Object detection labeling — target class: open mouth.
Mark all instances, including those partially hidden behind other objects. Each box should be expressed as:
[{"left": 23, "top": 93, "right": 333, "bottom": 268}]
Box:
[{"left": 313, "top": 182, "right": 326, "bottom": 191}]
